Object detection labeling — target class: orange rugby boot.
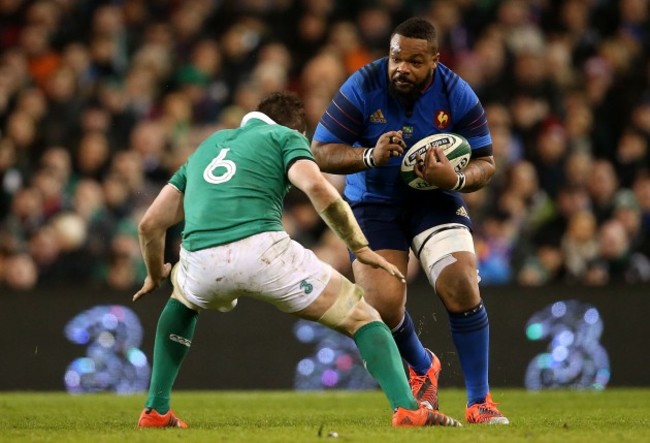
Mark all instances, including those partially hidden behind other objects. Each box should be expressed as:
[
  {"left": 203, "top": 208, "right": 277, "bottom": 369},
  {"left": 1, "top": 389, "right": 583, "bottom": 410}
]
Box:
[
  {"left": 408, "top": 349, "right": 441, "bottom": 409},
  {"left": 392, "top": 402, "right": 462, "bottom": 428},
  {"left": 137, "top": 407, "right": 188, "bottom": 428},
  {"left": 465, "top": 393, "right": 509, "bottom": 425}
]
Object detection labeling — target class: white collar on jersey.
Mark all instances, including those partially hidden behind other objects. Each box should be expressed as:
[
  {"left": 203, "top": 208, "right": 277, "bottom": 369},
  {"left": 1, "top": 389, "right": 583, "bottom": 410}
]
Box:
[{"left": 240, "top": 111, "right": 277, "bottom": 127}]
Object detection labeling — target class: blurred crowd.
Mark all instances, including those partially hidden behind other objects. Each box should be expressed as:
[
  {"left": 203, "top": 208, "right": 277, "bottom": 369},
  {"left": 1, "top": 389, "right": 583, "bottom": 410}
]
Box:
[{"left": 0, "top": 0, "right": 649, "bottom": 292}]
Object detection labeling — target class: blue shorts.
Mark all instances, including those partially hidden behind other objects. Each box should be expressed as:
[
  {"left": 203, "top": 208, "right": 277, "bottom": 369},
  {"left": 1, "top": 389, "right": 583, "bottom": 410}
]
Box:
[{"left": 349, "top": 192, "right": 472, "bottom": 252}]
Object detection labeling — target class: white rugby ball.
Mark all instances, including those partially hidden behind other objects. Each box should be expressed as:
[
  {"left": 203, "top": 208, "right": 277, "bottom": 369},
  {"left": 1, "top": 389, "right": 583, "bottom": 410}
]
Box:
[{"left": 400, "top": 133, "right": 471, "bottom": 190}]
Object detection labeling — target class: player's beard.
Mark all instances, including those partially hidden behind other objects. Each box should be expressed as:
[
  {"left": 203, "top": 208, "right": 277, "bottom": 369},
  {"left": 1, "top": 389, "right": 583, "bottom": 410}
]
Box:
[{"left": 388, "top": 70, "right": 433, "bottom": 103}]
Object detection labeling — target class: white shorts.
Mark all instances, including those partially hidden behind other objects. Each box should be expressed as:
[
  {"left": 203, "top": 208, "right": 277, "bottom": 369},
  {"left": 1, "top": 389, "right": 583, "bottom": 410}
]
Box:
[{"left": 175, "top": 231, "right": 333, "bottom": 313}]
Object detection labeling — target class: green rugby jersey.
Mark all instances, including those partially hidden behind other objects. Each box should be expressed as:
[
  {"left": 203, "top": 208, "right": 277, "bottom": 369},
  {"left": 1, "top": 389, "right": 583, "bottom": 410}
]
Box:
[{"left": 169, "top": 112, "right": 314, "bottom": 251}]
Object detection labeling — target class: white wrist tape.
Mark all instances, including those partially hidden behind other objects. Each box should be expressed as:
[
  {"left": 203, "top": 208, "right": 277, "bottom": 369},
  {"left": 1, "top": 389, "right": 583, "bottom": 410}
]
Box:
[
  {"left": 362, "top": 148, "right": 376, "bottom": 169},
  {"left": 451, "top": 172, "right": 466, "bottom": 191}
]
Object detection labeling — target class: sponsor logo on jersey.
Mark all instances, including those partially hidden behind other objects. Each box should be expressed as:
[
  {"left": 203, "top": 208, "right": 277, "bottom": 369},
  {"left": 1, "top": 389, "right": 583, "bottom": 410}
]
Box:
[
  {"left": 402, "top": 125, "right": 414, "bottom": 139},
  {"left": 369, "top": 109, "right": 387, "bottom": 123},
  {"left": 169, "top": 333, "right": 192, "bottom": 347},
  {"left": 434, "top": 110, "right": 450, "bottom": 129},
  {"left": 456, "top": 207, "right": 469, "bottom": 218}
]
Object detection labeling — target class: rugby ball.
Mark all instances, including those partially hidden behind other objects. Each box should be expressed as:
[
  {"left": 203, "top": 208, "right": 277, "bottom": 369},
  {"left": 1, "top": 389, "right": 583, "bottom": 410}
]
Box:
[{"left": 400, "top": 133, "right": 471, "bottom": 190}]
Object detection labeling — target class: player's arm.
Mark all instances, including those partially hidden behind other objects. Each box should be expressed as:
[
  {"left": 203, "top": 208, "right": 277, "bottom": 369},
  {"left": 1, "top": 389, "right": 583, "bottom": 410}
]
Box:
[
  {"left": 287, "top": 159, "right": 405, "bottom": 282},
  {"left": 414, "top": 148, "right": 495, "bottom": 192},
  {"left": 134, "top": 184, "right": 185, "bottom": 301},
  {"left": 311, "top": 85, "right": 405, "bottom": 173},
  {"left": 460, "top": 154, "right": 495, "bottom": 192},
  {"left": 312, "top": 133, "right": 406, "bottom": 173},
  {"left": 311, "top": 141, "right": 366, "bottom": 174}
]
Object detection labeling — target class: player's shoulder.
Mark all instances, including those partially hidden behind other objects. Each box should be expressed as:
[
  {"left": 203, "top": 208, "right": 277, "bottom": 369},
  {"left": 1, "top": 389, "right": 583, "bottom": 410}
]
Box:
[
  {"left": 349, "top": 57, "right": 387, "bottom": 93},
  {"left": 264, "top": 123, "right": 310, "bottom": 147},
  {"left": 436, "top": 62, "right": 471, "bottom": 97}
]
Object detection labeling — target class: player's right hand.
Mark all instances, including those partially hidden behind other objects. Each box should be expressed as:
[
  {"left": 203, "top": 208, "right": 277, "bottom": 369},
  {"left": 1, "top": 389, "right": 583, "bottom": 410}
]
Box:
[
  {"left": 354, "top": 246, "right": 406, "bottom": 283},
  {"left": 133, "top": 262, "right": 172, "bottom": 301},
  {"left": 373, "top": 131, "right": 406, "bottom": 165}
]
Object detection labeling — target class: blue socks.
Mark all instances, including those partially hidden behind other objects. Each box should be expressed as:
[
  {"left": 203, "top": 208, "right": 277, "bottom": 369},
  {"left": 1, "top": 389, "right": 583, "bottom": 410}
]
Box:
[
  {"left": 391, "top": 311, "right": 433, "bottom": 375},
  {"left": 390, "top": 303, "right": 490, "bottom": 406},
  {"left": 449, "top": 301, "right": 489, "bottom": 406}
]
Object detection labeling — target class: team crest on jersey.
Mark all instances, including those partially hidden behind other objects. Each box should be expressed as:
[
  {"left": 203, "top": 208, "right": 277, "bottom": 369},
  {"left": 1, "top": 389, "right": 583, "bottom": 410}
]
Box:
[
  {"left": 434, "top": 110, "right": 450, "bottom": 129},
  {"left": 402, "top": 126, "right": 414, "bottom": 139},
  {"left": 369, "top": 109, "right": 387, "bottom": 123}
]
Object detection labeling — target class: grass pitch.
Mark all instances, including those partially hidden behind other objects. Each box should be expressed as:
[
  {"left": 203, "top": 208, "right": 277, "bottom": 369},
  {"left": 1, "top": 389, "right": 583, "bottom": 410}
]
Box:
[{"left": 1, "top": 388, "right": 648, "bottom": 443}]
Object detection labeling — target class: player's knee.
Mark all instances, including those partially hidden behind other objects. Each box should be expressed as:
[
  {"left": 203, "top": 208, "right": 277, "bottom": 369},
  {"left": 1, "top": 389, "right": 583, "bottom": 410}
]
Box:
[
  {"left": 436, "top": 259, "right": 480, "bottom": 311},
  {"left": 358, "top": 282, "right": 406, "bottom": 325},
  {"left": 360, "top": 284, "right": 404, "bottom": 315},
  {"left": 344, "top": 299, "right": 383, "bottom": 334},
  {"left": 439, "top": 257, "right": 477, "bottom": 288}
]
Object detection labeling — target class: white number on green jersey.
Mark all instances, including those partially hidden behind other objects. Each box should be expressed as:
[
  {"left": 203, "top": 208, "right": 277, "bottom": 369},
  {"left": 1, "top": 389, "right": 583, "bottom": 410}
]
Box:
[{"left": 203, "top": 148, "right": 236, "bottom": 184}]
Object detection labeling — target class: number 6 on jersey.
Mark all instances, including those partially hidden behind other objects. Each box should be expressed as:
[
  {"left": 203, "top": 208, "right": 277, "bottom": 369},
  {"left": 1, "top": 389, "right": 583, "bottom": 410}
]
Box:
[{"left": 203, "top": 148, "right": 236, "bottom": 184}]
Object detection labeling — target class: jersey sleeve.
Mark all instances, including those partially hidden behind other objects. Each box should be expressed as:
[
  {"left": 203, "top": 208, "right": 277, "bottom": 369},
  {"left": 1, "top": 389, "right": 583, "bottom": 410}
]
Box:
[
  {"left": 168, "top": 162, "right": 187, "bottom": 193},
  {"left": 451, "top": 80, "right": 492, "bottom": 156},
  {"left": 282, "top": 130, "right": 315, "bottom": 171},
  {"left": 312, "top": 72, "right": 366, "bottom": 145}
]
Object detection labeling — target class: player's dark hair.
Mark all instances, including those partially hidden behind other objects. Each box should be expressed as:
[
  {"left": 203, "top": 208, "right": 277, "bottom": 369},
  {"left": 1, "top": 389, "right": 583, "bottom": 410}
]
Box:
[
  {"left": 392, "top": 17, "right": 438, "bottom": 53},
  {"left": 257, "top": 91, "right": 307, "bottom": 133}
]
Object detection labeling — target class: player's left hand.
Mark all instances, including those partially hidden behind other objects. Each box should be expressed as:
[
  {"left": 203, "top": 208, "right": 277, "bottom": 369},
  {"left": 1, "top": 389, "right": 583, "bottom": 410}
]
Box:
[
  {"left": 414, "top": 147, "right": 458, "bottom": 189},
  {"left": 133, "top": 263, "right": 172, "bottom": 301},
  {"left": 354, "top": 246, "right": 406, "bottom": 283}
]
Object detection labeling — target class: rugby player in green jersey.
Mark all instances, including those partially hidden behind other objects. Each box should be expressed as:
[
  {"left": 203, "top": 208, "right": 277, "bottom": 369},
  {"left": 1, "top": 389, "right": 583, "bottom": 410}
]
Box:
[{"left": 133, "top": 92, "right": 461, "bottom": 429}]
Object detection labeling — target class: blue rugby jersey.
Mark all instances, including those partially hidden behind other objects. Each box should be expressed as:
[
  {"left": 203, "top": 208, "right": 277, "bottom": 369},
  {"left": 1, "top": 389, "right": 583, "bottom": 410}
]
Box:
[{"left": 313, "top": 58, "right": 492, "bottom": 203}]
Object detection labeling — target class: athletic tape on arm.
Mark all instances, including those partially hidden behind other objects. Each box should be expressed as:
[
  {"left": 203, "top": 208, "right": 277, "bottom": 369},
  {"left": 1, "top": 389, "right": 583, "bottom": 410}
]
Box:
[{"left": 319, "top": 198, "right": 368, "bottom": 252}]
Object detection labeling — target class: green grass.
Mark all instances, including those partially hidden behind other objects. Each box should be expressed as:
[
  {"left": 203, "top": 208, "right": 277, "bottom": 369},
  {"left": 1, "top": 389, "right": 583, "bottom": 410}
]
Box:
[{"left": 1, "top": 389, "right": 648, "bottom": 442}]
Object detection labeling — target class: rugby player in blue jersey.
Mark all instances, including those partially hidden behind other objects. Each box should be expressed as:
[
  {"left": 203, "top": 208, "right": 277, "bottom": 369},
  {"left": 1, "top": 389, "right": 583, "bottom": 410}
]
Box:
[{"left": 311, "top": 17, "right": 508, "bottom": 424}]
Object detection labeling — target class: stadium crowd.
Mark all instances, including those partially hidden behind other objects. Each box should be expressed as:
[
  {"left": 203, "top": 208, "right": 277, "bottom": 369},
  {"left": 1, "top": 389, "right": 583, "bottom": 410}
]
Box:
[{"left": 0, "top": 0, "right": 649, "bottom": 291}]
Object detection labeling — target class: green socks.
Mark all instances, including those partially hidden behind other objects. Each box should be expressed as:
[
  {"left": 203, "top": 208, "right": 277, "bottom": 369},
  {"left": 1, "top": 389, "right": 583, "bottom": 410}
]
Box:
[
  {"left": 145, "top": 298, "right": 199, "bottom": 414},
  {"left": 143, "top": 304, "right": 415, "bottom": 413},
  {"left": 353, "top": 321, "right": 418, "bottom": 411}
]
